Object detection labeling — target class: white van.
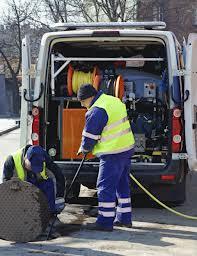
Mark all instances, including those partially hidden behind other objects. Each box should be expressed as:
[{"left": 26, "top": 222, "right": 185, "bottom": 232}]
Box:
[{"left": 20, "top": 22, "right": 197, "bottom": 203}]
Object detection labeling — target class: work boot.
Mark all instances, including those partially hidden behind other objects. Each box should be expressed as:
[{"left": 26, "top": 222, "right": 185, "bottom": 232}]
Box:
[
  {"left": 114, "top": 221, "right": 133, "bottom": 228},
  {"left": 84, "top": 222, "right": 113, "bottom": 232}
]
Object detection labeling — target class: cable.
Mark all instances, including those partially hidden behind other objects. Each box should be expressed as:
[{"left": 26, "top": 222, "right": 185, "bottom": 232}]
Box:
[
  {"left": 72, "top": 70, "right": 93, "bottom": 94},
  {"left": 130, "top": 173, "right": 197, "bottom": 220},
  {"left": 68, "top": 66, "right": 99, "bottom": 94}
]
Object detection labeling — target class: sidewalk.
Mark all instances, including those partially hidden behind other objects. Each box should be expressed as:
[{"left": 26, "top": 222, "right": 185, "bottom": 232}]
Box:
[{"left": 0, "top": 118, "right": 20, "bottom": 135}]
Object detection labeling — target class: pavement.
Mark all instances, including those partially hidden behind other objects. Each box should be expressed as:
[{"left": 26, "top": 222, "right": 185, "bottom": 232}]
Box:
[
  {"left": 0, "top": 118, "right": 20, "bottom": 135},
  {"left": 0, "top": 122, "right": 197, "bottom": 255}
]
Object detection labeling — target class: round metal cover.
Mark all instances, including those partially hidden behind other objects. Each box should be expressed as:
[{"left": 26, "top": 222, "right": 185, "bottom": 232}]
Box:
[{"left": 0, "top": 178, "right": 50, "bottom": 242}]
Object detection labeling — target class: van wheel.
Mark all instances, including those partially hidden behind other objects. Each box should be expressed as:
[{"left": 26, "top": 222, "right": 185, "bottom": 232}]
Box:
[
  {"left": 65, "top": 181, "right": 81, "bottom": 200},
  {"left": 147, "top": 176, "right": 186, "bottom": 206}
]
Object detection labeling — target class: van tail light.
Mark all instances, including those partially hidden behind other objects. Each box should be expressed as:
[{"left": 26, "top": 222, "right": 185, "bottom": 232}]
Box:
[
  {"left": 172, "top": 107, "right": 182, "bottom": 152},
  {"left": 31, "top": 107, "right": 40, "bottom": 145},
  {"left": 161, "top": 174, "right": 176, "bottom": 181}
]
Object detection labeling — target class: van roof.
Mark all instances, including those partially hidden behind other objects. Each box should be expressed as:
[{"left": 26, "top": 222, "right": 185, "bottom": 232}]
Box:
[{"left": 51, "top": 21, "right": 166, "bottom": 31}]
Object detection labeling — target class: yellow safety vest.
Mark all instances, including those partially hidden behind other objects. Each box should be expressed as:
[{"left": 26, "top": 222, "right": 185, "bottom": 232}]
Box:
[
  {"left": 83, "top": 94, "right": 135, "bottom": 156},
  {"left": 12, "top": 148, "right": 48, "bottom": 181}
]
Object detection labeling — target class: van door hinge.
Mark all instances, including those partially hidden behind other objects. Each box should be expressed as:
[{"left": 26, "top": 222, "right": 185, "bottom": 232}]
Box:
[
  {"left": 173, "top": 69, "right": 189, "bottom": 77},
  {"left": 192, "top": 123, "right": 197, "bottom": 129},
  {"left": 26, "top": 64, "right": 36, "bottom": 78},
  {"left": 172, "top": 153, "right": 188, "bottom": 160}
]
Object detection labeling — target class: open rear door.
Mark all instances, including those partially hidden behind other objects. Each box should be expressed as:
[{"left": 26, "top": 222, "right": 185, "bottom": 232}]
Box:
[
  {"left": 184, "top": 33, "right": 197, "bottom": 171},
  {"left": 20, "top": 35, "right": 33, "bottom": 147}
]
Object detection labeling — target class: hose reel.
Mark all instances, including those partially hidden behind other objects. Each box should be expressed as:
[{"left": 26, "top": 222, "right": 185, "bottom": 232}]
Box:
[
  {"left": 67, "top": 65, "right": 100, "bottom": 96},
  {"left": 67, "top": 64, "right": 124, "bottom": 100}
]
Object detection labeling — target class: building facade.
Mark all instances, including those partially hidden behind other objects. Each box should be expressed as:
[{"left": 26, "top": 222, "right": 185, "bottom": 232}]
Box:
[{"left": 137, "top": 0, "right": 197, "bottom": 42}]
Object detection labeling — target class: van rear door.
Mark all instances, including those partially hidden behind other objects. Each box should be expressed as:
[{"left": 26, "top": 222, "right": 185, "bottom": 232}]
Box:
[
  {"left": 184, "top": 33, "right": 197, "bottom": 171},
  {"left": 20, "top": 35, "right": 32, "bottom": 147}
]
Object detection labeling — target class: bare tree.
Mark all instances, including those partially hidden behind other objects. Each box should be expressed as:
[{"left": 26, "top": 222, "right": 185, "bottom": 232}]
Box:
[
  {"left": 0, "top": 0, "right": 40, "bottom": 115},
  {"left": 41, "top": 0, "right": 138, "bottom": 23},
  {"left": 70, "top": 0, "right": 138, "bottom": 22},
  {"left": 41, "top": 0, "right": 70, "bottom": 22}
]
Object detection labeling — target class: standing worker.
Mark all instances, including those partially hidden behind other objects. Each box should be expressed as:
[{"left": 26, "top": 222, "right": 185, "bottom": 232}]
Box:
[
  {"left": 3, "top": 145, "right": 65, "bottom": 216},
  {"left": 77, "top": 84, "right": 135, "bottom": 231}
]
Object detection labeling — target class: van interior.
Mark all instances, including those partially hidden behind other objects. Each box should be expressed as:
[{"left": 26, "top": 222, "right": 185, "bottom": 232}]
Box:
[{"left": 45, "top": 38, "right": 170, "bottom": 165}]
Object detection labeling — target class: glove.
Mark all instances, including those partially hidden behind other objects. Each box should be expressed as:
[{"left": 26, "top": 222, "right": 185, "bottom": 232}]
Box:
[
  {"left": 77, "top": 146, "right": 90, "bottom": 156},
  {"left": 55, "top": 197, "right": 65, "bottom": 213}
]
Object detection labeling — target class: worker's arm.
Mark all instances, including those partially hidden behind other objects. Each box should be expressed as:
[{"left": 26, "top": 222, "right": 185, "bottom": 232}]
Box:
[
  {"left": 45, "top": 154, "right": 65, "bottom": 197},
  {"left": 3, "top": 155, "right": 15, "bottom": 181},
  {"left": 81, "top": 107, "right": 108, "bottom": 152}
]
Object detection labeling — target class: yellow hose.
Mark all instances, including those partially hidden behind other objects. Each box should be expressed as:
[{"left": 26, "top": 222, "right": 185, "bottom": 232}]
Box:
[
  {"left": 72, "top": 70, "right": 94, "bottom": 94},
  {"left": 130, "top": 173, "right": 197, "bottom": 220}
]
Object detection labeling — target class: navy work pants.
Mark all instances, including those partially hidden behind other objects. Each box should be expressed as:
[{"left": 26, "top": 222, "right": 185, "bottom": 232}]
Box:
[
  {"left": 96, "top": 149, "right": 134, "bottom": 228},
  {"left": 29, "top": 178, "right": 56, "bottom": 213}
]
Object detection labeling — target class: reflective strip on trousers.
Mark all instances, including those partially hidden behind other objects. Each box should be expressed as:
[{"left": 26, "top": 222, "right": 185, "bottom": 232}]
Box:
[
  {"left": 82, "top": 130, "right": 101, "bottom": 140},
  {"left": 117, "top": 206, "right": 132, "bottom": 213},
  {"left": 98, "top": 210, "right": 116, "bottom": 217},
  {"left": 99, "top": 202, "right": 116, "bottom": 208},
  {"left": 100, "top": 127, "right": 132, "bottom": 142},
  {"left": 103, "top": 116, "right": 128, "bottom": 132},
  {"left": 118, "top": 198, "right": 131, "bottom": 204}
]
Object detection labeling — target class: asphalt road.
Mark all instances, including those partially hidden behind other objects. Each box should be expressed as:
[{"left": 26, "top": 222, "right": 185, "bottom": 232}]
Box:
[{"left": 0, "top": 128, "right": 197, "bottom": 256}]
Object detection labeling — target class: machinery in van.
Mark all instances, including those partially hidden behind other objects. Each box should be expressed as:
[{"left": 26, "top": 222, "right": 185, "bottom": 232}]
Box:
[{"left": 20, "top": 22, "right": 197, "bottom": 203}]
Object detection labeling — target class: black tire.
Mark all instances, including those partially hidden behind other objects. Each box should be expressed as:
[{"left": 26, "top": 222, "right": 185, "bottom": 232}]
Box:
[{"left": 149, "top": 176, "right": 186, "bottom": 206}]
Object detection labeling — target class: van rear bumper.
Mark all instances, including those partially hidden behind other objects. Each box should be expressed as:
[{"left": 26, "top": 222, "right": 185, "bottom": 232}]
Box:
[{"left": 56, "top": 158, "right": 187, "bottom": 187}]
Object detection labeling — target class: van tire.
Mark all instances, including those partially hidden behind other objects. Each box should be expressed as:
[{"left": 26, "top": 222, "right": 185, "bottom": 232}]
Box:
[
  {"left": 149, "top": 176, "right": 186, "bottom": 205},
  {"left": 65, "top": 180, "right": 81, "bottom": 200}
]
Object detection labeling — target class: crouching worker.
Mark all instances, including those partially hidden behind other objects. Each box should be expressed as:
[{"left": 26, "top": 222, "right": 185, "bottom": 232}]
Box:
[{"left": 3, "top": 145, "right": 65, "bottom": 216}]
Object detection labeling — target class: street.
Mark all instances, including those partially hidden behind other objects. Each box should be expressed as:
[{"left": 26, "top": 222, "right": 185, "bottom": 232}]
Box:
[{"left": 0, "top": 128, "right": 197, "bottom": 256}]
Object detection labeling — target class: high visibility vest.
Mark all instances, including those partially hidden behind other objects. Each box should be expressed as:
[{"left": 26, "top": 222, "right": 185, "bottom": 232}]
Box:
[
  {"left": 12, "top": 148, "right": 48, "bottom": 181},
  {"left": 83, "top": 94, "right": 135, "bottom": 157}
]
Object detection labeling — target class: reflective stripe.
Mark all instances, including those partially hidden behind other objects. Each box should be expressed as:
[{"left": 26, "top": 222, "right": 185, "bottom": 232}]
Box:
[
  {"left": 118, "top": 198, "right": 131, "bottom": 204},
  {"left": 117, "top": 206, "right": 132, "bottom": 213},
  {"left": 100, "top": 127, "right": 132, "bottom": 142},
  {"left": 98, "top": 210, "right": 115, "bottom": 217},
  {"left": 103, "top": 116, "right": 128, "bottom": 132},
  {"left": 82, "top": 130, "right": 101, "bottom": 140},
  {"left": 99, "top": 202, "right": 116, "bottom": 208},
  {"left": 96, "top": 144, "right": 134, "bottom": 157},
  {"left": 12, "top": 149, "right": 48, "bottom": 181}
]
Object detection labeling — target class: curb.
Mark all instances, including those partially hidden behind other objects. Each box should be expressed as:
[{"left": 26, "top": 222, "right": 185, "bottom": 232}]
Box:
[{"left": 0, "top": 125, "right": 20, "bottom": 136}]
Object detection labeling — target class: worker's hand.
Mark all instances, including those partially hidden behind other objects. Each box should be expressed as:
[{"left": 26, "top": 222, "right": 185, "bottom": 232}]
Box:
[
  {"left": 55, "top": 197, "right": 65, "bottom": 213},
  {"left": 77, "top": 147, "right": 90, "bottom": 156}
]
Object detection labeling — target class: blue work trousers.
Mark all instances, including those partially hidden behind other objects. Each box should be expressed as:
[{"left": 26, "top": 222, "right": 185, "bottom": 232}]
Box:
[
  {"left": 28, "top": 177, "right": 56, "bottom": 213},
  {"left": 96, "top": 149, "right": 133, "bottom": 228}
]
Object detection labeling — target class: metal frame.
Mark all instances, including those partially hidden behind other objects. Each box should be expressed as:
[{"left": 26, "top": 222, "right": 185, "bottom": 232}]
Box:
[
  {"left": 50, "top": 53, "right": 165, "bottom": 158},
  {"left": 51, "top": 22, "right": 166, "bottom": 30},
  {"left": 50, "top": 54, "right": 164, "bottom": 96}
]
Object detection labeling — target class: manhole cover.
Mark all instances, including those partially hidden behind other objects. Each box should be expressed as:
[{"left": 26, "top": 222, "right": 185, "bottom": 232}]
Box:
[{"left": 0, "top": 178, "right": 50, "bottom": 242}]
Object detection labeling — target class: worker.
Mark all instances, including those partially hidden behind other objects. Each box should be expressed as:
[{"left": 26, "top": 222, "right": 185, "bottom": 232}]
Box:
[
  {"left": 77, "top": 84, "right": 135, "bottom": 231},
  {"left": 3, "top": 145, "right": 65, "bottom": 215}
]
